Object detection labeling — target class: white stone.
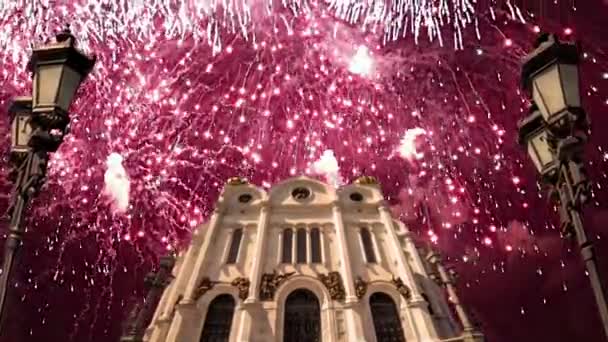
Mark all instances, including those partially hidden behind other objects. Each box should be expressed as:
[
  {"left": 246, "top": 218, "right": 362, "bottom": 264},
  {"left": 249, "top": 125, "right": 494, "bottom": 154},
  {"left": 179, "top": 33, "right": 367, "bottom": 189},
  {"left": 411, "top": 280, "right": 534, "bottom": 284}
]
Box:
[{"left": 144, "top": 176, "right": 478, "bottom": 342}]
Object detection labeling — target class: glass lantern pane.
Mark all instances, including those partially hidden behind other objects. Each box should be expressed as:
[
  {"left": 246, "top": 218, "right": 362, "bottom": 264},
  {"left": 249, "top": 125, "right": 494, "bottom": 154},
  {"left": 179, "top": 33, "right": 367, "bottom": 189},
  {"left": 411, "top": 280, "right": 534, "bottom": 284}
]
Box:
[
  {"left": 34, "top": 64, "right": 63, "bottom": 107},
  {"left": 12, "top": 115, "right": 33, "bottom": 148},
  {"left": 559, "top": 64, "right": 581, "bottom": 109},
  {"left": 532, "top": 64, "right": 565, "bottom": 121},
  {"left": 528, "top": 132, "right": 554, "bottom": 172},
  {"left": 57, "top": 67, "right": 82, "bottom": 111}
]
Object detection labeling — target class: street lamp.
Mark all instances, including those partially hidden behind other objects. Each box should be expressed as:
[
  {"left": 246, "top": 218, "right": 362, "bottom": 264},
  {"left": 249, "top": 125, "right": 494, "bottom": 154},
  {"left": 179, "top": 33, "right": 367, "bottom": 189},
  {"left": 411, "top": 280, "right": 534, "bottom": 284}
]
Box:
[
  {"left": 0, "top": 27, "right": 95, "bottom": 332},
  {"left": 517, "top": 105, "right": 558, "bottom": 180},
  {"left": 521, "top": 33, "right": 583, "bottom": 132},
  {"left": 121, "top": 254, "right": 176, "bottom": 342},
  {"left": 519, "top": 33, "right": 608, "bottom": 339},
  {"left": 426, "top": 250, "right": 484, "bottom": 342},
  {"left": 9, "top": 97, "right": 34, "bottom": 156}
]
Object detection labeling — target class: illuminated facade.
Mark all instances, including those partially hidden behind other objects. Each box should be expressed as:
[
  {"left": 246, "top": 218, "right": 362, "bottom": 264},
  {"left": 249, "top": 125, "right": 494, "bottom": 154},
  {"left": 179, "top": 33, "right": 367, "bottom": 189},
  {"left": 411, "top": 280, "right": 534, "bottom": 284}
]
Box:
[{"left": 144, "top": 176, "right": 483, "bottom": 342}]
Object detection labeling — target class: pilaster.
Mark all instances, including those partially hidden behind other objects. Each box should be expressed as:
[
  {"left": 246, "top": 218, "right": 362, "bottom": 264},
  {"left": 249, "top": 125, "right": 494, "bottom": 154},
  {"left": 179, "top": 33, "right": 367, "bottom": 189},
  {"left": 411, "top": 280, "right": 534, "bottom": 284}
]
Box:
[
  {"left": 378, "top": 202, "right": 439, "bottom": 340},
  {"left": 235, "top": 203, "right": 270, "bottom": 341},
  {"left": 332, "top": 202, "right": 367, "bottom": 341}
]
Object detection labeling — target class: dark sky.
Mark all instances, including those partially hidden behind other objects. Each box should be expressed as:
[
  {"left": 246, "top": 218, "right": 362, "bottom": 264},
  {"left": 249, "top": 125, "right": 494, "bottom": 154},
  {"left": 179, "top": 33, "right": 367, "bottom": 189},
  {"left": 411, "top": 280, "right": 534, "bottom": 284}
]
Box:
[
  {"left": 0, "top": 1, "right": 607, "bottom": 342},
  {"left": 457, "top": 1, "right": 608, "bottom": 341}
]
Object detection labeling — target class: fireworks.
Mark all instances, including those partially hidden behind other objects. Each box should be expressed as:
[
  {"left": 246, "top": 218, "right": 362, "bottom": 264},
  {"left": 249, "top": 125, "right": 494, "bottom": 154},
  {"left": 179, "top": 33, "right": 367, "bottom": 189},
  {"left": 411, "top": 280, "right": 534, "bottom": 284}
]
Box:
[{"left": 0, "top": 0, "right": 607, "bottom": 341}]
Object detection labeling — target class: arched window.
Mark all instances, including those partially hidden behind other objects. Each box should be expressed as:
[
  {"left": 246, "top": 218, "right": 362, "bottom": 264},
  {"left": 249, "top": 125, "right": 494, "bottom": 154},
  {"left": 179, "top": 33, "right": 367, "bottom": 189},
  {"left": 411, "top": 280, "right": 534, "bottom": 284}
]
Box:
[
  {"left": 370, "top": 292, "right": 405, "bottom": 342},
  {"left": 296, "top": 228, "right": 307, "bottom": 263},
  {"left": 360, "top": 228, "right": 377, "bottom": 263},
  {"left": 283, "top": 289, "right": 321, "bottom": 342},
  {"left": 226, "top": 228, "right": 243, "bottom": 264},
  {"left": 421, "top": 293, "right": 435, "bottom": 316},
  {"left": 282, "top": 229, "right": 293, "bottom": 263},
  {"left": 310, "top": 228, "right": 322, "bottom": 263},
  {"left": 200, "top": 294, "right": 236, "bottom": 342}
]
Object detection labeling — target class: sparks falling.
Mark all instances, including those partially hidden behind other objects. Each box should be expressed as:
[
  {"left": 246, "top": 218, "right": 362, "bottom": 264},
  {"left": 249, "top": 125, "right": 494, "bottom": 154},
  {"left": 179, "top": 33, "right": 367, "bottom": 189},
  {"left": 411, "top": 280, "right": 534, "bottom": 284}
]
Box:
[{"left": 0, "top": 1, "right": 607, "bottom": 341}]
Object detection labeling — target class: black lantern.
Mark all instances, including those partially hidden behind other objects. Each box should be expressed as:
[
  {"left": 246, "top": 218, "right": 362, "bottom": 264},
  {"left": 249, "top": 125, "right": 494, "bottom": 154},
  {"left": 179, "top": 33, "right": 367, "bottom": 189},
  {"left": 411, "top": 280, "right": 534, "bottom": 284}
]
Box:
[
  {"left": 521, "top": 34, "right": 582, "bottom": 131},
  {"left": 518, "top": 106, "right": 558, "bottom": 179},
  {"left": 8, "top": 96, "right": 33, "bottom": 155},
  {"left": 28, "top": 27, "right": 96, "bottom": 116}
]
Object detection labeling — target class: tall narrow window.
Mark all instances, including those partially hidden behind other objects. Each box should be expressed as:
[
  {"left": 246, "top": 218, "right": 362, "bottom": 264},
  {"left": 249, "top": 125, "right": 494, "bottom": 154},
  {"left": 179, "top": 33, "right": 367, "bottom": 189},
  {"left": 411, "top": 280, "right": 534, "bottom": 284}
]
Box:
[
  {"left": 296, "top": 228, "right": 307, "bottom": 263},
  {"left": 360, "top": 228, "right": 377, "bottom": 263},
  {"left": 370, "top": 292, "right": 405, "bottom": 342},
  {"left": 421, "top": 293, "right": 435, "bottom": 316},
  {"left": 226, "top": 228, "right": 243, "bottom": 264},
  {"left": 282, "top": 229, "right": 293, "bottom": 263},
  {"left": 310, "top": 228, "right": 322, "bottom": 263},
  {"left": 200, "top": 294, "right": 236, "bottom": 342}
]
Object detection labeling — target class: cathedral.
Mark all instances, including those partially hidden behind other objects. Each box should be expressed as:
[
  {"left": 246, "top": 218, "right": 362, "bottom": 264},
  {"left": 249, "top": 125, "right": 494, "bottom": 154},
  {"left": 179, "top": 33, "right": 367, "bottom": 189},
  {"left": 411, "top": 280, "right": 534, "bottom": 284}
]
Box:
[{"left": 142, "top": 176, "right": 484, "bottom": 342}]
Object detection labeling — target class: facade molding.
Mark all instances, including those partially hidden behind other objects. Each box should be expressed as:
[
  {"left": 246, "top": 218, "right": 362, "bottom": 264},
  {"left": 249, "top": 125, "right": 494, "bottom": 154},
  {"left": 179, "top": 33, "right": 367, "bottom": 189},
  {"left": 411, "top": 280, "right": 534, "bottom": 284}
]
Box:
[{"left": 144, "top": 176, "right": 482, "bottom": 342}]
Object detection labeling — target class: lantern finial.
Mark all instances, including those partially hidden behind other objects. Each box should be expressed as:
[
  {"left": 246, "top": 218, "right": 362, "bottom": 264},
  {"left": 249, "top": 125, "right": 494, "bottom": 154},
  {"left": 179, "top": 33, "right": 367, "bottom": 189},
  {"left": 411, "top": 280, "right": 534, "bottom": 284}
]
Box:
[
  {"left": 226, "top": 177, "right": 248, "bottom": 186},
  {"left": 56, "top": 25, "right": 75, "bottom": 46},
  {"left": 354, "top": 175, "right": 379, "bottom": 186}
]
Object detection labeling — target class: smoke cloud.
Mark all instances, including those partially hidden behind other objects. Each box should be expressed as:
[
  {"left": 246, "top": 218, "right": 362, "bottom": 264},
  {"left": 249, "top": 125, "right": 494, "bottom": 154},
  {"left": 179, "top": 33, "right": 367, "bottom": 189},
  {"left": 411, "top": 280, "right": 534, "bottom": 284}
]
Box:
[
  {"left": 397, "top": 127, "right": 426, "bottom": 161},
  {"left": 103, "top": 153, "right": 130, "bottom": 213},
  {"left": 312, "top": 149, "right": 343, "bottom": 188}
]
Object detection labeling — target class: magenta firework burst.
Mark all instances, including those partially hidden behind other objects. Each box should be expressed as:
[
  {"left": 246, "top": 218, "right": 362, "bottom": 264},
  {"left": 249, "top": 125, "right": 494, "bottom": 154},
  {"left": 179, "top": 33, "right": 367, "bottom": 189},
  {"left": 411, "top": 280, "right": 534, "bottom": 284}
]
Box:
[{"left": 0, "top": 1, "right": 607, "bottom": 341}]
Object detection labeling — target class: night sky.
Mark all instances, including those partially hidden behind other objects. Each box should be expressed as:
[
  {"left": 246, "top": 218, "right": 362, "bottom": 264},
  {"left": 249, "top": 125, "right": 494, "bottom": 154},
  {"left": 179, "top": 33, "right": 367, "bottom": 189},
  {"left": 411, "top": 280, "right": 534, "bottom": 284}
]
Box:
[{"left": 0, "top": 1, "right": 608, "bottom": 341}]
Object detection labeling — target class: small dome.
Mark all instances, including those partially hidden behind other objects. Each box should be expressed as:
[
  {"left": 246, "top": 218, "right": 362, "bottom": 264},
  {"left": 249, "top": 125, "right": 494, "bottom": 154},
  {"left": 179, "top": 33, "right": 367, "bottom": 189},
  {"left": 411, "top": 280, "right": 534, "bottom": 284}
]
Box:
[
  {"left": 354, "top": 176, "right": 379, "bottom": 186},
  {"left": 226, "top": 177, "right": 248, "bottom": 186}
]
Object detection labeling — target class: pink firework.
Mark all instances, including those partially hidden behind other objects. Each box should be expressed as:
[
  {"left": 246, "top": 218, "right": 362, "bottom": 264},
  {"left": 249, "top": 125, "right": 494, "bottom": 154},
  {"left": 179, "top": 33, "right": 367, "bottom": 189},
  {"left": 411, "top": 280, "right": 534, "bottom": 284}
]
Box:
[{"left": 0, "top": 1, "right": 607, "bottom": 341}]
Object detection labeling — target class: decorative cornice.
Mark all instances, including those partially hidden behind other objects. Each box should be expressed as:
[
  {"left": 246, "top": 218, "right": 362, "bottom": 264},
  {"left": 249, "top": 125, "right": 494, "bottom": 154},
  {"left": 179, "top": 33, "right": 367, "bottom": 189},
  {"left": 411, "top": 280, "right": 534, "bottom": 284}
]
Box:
[
  {"left": 354, "top": 276, "right": 368, "bottom": 299},
  {"left": 319, "top": 272, "right": 346, "bottom": 301},
  {"left": 193, "top": 277, "right": 216, "bottom": 300},
  {"left": 354, "top": 175, "right": 379, "bottom": 186},
  {"left": 391, "top": 276, "right": 412, "bottom": 301},
  {"left": 231, "top": 277, "right": 251, "bottom": 300},
  {"left": 260, "top": 271, "right": 295, "bottom": 301},
  {"left": 226, "top": 177, "right": 248, "bottom": 186},
  {"left": 193, "top": 276, "right": 251, "bottom": 301}
]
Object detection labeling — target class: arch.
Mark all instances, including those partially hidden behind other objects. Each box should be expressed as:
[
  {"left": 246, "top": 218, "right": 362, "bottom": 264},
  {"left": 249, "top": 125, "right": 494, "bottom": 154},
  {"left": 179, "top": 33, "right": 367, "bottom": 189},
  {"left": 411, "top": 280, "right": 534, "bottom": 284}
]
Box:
[
  {"left": 283, "top": 289, "right": 321, "bottom": 342},
  {"left": 337, "top": 183, "right": 384, "bottom": 204},
  {"left": 274, "top": 276, "right": 335, "bottom": 342},
  {"left": 219, "top": 183, "right": 268, "bottom": 210},
  {"left": 369, "top": 292, "right": 406, "bottom": 342},
  {"left": 199, "top": 294, "right": 236, "bottom": 342},
  {"left": 268, "top": 176, "right": 337, "bottom": 206}
]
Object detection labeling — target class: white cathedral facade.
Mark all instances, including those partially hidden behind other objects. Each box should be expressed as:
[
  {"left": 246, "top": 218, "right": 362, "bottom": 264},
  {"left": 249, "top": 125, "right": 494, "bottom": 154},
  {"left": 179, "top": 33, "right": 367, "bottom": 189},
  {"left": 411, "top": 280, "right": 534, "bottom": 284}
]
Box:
[{"left": 143, "top": 176, "right": 484, "bottom": 342}]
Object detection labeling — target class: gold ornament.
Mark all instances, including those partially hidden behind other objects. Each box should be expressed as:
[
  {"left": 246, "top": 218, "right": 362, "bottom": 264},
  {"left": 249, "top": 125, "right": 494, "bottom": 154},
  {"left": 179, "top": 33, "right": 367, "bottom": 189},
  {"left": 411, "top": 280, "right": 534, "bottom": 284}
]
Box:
[
  {"left": 354, "top": 175, "right": 379, "bottom": 186},
  {"left": 226, "top": 177, "right": 248, "bottom": 185}
]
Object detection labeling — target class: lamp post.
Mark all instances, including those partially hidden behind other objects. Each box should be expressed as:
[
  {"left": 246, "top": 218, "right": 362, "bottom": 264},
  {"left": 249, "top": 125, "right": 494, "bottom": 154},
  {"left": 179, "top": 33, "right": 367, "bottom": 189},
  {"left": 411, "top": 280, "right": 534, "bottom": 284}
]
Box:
[
  {"left": 0, "top": 27, "right": 95, "bottom": 331},
  {"left": 518, "top": 33, "right": 608, "bottom": 339},
  {"left": 121, "top": 254, "right": 175, "bottom": 342},
  {"left": 426, "top": 250, "right": 484, "bottom": 342}
]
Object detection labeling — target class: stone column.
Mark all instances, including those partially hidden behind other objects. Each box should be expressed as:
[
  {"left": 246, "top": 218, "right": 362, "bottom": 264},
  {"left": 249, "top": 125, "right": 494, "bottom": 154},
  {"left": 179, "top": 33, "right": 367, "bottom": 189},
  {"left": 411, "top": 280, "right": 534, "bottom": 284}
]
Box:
[
  {"left": 246, "top": 202, "right": 270, "bottom": 301},
  {"left": 427, "top": 251, "right": 484, "bottom": 342},
  {"left": 235, "top": 203, "right": 270, "bottom": 341},
  {"left": 332, "top": 202, "right": 366, "bottom": 341},
  {"left": 378, "top": 202, "right": 439, "bottom": 340},
  {"left": 164, "top": 206, "right": 224, "bottom": 341}
]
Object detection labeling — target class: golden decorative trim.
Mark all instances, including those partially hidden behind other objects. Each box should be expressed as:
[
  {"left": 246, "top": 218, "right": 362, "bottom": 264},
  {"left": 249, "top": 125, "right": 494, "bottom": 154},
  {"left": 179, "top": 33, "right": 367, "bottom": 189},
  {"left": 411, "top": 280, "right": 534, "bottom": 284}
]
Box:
[
  {"left": 194, "top": 277, "right": 216, "bottom": 300},
  {"left": 391, "top": 276, "right": 412, "bottom": 300},
  {"left": 231, "top": 277, "right": 251, "bottom": 300},
  {"left": 226, "top": 177, "right": 248, "bottom": 185},
  {"left": 354, "top": 276, "right": 368, "bottom": 299},
  {"left": 319, "top": 272, "right": 346, "bottom": 301},
  {"left": 354, "top": 175, "right": 379, "bottom": 185},
  {"left": 193, "top": 276, "right": 251, "bottom": 301},
  {"left": 260, "top": 271, "right": 295, "bottom": 301}
]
